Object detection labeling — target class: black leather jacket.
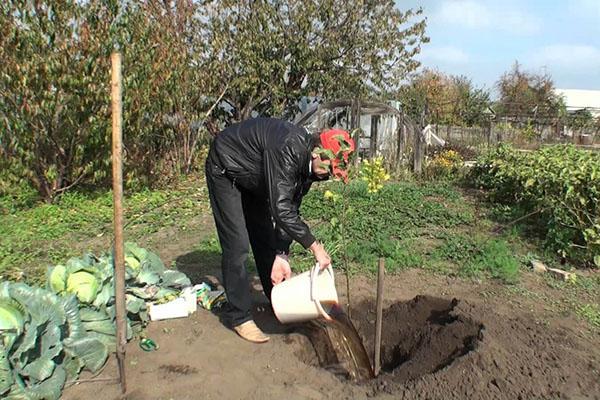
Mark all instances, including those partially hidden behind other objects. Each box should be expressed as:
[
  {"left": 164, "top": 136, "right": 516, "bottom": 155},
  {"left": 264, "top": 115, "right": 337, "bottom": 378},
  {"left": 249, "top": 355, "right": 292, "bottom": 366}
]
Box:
[{"left": 211, "top": 118, "right": 317, "bottom": 253}]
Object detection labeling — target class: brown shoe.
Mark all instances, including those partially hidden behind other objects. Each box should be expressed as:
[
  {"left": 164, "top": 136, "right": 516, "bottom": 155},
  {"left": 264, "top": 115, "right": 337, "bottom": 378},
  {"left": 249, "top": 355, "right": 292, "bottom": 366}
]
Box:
[{"left": 233, "top": 320, "right": 270, "bottom": 343}]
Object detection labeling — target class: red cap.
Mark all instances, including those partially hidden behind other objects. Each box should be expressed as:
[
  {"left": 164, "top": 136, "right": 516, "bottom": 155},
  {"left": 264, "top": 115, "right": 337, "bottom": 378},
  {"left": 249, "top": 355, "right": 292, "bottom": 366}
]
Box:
[{"left": 319, "top": 129, "right": 355, "bottom": 182}]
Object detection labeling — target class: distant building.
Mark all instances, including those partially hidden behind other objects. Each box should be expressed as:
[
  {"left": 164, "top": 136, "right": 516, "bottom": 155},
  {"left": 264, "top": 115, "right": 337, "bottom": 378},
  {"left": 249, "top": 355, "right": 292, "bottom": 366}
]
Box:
[{"left": 555, "top": 89, "right": 600, "bottom": 117}]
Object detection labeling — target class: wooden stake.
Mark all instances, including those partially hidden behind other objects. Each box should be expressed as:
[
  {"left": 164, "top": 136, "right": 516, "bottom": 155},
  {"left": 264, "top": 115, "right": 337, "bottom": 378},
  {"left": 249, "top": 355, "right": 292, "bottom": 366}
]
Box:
[
  {"left": 413, "top": 126, "right": 424, "bottom": 174},
  {"left": 111, "top": 52, "right": 127, "bottom": 395},
  {"left": 374, "top": 257, "right": 385, "bottom": 376},
  {"left": 414, "top": 103, "right": 428, "bottom": 174}
]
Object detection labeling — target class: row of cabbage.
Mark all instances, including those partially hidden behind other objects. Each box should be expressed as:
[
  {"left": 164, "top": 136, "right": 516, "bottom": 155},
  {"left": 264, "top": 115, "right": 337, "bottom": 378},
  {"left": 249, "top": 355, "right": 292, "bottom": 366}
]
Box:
[{"left": 0, "top": 243, "right": 190, "bottom": 399}]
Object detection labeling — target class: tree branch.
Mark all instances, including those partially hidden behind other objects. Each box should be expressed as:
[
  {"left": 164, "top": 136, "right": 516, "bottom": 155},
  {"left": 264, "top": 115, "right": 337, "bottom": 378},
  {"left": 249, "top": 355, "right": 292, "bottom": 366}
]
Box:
[
  {"left": 185, "top": 83, "right": 229, "bottom": 172},
  {"left": 492, "top": 208, "right": 543, "bottom": 233}
]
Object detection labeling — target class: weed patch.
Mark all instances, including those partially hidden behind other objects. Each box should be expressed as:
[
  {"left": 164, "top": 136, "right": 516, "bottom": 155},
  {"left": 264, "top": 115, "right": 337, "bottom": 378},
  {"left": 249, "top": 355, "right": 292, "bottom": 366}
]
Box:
[
  {"left": 293, "top": 180, "right": 521, "bottom": 282},
  {"left": 575, "top": 304, "right": 600, "bottom": 328},
  {"left": 459, "top": 239, "right": 521, "bottom": 283},
  {"left": 0, "top": 176, "right": 209, "bottom": 283}
]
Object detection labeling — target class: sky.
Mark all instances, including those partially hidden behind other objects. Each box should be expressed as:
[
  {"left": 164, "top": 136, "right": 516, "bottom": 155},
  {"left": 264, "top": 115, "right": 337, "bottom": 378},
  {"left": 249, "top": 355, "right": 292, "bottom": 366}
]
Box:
[{"left": 398, "top": 0, "right": 600, "bottom": 93}]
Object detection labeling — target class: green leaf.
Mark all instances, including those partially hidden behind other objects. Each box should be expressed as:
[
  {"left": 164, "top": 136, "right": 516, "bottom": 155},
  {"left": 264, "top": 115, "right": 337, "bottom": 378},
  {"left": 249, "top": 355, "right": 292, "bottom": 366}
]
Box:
[
  {"left": 66, "top": 271, "right": 99, "bottom": 303},
  {"left": 79, "top": 309, "right": 109, "bottom": 322},
  {"left": 21, "top": 357, "right": 55, "bottom": 382},
  {"left": 138, "top": 310, "right": 150, "bottom": 325},
  {"left": 4, "top": 388, "right": 28, "bottom": 400},
  {"left": 125, "top": 267, "right": 135, "bottom": 281},
  {"left": 93, "top": 257, "right": 114, "bottom": 282},
  {"left": 104, "top": 305, "right": 116, "bottom": 320},
  {"left": 594, "top": 255, "right": 600, "bottom": 267},
  {"left": 92, "top": 283, "right": 114, "bottom": 309},
  {"left": 314, "top": 147, "right": 336, "bottom": 160},
  {"left": 62, "top": 352, "right": 84, "bottom": 382},
  {"left": 39, "top": 322, "right": 62, "bottom": 360},
  {"left": 64, "top": 337, "right": 108, "bottom": 373},
  {"left": 125, "top": 242, "right": 149, "bottom": 262},
  {"left": 144, "top": 252, "right": 166, "bottom": 274},
  {"left": 161, "top": 270, "right": 191, "bottom": 288},
  {"left": 0, "top": 345, "right": 13, "bottom": 396},
  {"left": 127, "top": 286, "right": 157, "bottom": 300},
  {"left": 25, "top": 365, "right": 65, "bottom": 400},
  {"left": 0, "top": 299, "right": 25, "bottom": 349},
  {"left": 129, "top": 321, "right": 144, "bottom": 337},
  {"left": 46, "top": 265, "right": 67, "bottom": 294},
  {"left": 136, "top": 269, "right": 160, "bottom": 285},
  {"left": 9, "top": 285, "right": 65, "bottom": 327},
  {"left": 126, "top": 295, "right": 145, "bottom": 314},
  {"left": 125, "top": 256, "right": 141, "bottom": 271},
  {"left": 4, "top": 366, "right": 66, "bottom": 400},
  {"left": 83, "top": 319, "right": 116, "bottom": 336},
  {"left": 10, "top": 323, "right": 38, "bottom": 369},
  {"left": 85, "top": 332, "right": 116, "bottom": 351},
  {"left": 0, "top": 283, "right": 9, "bottom": 299},
  {"left": 126, "top": 320, "right": 133, "bottom": 341},
  {"left": 65, "top": 257, "right": 96, "bottom": 275},
  {"left": 61, "top": 296, "right": 85, "bottom": 340}
]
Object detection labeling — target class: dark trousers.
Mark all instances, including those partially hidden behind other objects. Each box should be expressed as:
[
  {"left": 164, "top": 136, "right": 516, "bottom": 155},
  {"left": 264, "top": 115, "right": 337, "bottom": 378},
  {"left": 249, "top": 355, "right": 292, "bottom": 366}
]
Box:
[{"left": 205, "top": 151, "right": 280, "bottom": 327}]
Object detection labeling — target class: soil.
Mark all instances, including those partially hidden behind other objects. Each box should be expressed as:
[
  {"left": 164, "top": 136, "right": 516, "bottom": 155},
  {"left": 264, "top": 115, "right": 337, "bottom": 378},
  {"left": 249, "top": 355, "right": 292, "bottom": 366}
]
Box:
[
  {"left": 368, "top": 297, "right": 483, "bottom": 383},
  {"left": 63, "top": 227, "right": 600, "bottom": 400}
]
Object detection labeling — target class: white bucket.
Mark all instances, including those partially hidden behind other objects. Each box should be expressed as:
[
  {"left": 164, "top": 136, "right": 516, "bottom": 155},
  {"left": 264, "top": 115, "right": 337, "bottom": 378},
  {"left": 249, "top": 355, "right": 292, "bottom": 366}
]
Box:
[{"left": 271, "top": 263, "right": 338, "bottom": 324}]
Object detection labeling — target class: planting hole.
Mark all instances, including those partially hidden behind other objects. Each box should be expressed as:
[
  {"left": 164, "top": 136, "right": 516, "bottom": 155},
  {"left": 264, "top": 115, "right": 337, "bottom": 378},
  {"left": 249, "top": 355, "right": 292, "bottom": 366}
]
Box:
[
  {"left": 377, "top": 296, "right": 483, "bottom": 383},
  {"left": 289, "top": 295, "right": 483, "bottom": 385}
]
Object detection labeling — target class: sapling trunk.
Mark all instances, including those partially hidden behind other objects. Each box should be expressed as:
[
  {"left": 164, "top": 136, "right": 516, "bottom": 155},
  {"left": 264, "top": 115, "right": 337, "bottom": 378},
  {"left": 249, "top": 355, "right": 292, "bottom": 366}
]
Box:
[
  {"left": 374, "top": 257, "right": 385, "bottom": 376},
  {"left": 340, "top": 183, "right": 351, "bottom": 317}
]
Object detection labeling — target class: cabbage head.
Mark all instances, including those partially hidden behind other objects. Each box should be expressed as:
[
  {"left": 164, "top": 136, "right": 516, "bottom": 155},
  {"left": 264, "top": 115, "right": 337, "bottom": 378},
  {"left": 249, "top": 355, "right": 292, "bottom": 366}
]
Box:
[
  {"left": 66, "top": 272, "right": 99, "bottom": 303},
  {"left": 0, "top": 300, "right": 24, "bottom": 348},
  {"left": 47, "top": 265, "right": 67, "bottom": 294},
  {"left": 124, "top": 256, "right": 140, "bottom": 271}
]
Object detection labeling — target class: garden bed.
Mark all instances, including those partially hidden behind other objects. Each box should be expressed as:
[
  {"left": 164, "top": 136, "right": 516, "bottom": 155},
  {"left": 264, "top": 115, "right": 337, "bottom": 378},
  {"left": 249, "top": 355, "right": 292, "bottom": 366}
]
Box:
[
  {"left": 62, "top": 269, "right": 600, "bottom": 400},
  {"left": 3, "top": 177, "right": 598, "bottom": 399}
]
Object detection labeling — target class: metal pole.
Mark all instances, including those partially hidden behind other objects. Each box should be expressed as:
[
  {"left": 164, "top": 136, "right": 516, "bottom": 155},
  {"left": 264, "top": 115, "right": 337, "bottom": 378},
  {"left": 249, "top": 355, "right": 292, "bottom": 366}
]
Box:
[
  {"left": 111, "top": 52, "right": 127, "bottom": 395},
  {"left": 374, "top": 257, "right": 385, "bottom": 376}
]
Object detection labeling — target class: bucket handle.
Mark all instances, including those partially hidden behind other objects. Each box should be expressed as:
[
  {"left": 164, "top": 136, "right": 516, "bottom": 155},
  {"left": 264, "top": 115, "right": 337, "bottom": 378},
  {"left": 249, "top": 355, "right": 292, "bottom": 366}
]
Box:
[{"left": 310, "top": 263, "right": 334, "bottom": 321}]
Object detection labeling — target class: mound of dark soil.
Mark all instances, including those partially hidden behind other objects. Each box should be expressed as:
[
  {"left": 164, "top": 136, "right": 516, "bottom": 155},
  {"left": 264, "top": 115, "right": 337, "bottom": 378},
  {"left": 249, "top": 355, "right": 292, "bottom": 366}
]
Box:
[
  {"left": 295, "top": 295, "right": 600, "bottom": 399},
  {"left": 377, "top": 296, "right": 483, "bottom": 382}
]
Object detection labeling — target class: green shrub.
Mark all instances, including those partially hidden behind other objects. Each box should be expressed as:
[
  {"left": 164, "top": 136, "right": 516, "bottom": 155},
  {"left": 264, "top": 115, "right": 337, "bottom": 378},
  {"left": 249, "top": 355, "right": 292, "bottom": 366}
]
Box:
[{"left": 471, "top": 144, "right": 600, "bottom": 266}]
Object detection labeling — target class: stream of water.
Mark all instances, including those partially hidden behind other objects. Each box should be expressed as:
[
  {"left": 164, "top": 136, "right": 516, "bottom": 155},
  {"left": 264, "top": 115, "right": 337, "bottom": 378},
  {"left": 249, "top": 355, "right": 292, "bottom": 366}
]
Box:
[{"left": 304, "top": 303, "right": 374, "bottom": 382}]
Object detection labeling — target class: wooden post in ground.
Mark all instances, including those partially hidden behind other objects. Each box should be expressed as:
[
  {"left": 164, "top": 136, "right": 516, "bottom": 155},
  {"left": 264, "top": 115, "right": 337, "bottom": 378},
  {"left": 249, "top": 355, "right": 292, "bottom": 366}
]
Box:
[
  {"left": 111, "top": 52, "right": 127, "bottom": 395},
  {"left": 351, "top": 98, "right": 362, "bottom": 166},
  {"left": 396, "top": 120, "right": 406, "bottom": 168},
  {"left": 413, "top": 125, "right": 424, "bottom": 174},
  {"left": 369, "top": 115, "right": 379, "bottom": 158},
  {"left": 374, "top": 258, "right": 385, "bottom": 376},
  {"left": 413, "top": 103, "right": 427, "bottom": 174}
]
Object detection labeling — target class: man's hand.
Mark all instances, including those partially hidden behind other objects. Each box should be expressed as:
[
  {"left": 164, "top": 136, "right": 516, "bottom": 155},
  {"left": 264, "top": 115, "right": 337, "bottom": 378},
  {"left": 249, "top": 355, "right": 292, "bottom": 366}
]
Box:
[
  {"left": 309, "top": 241, "right": 331, "bottom": 270},
  {"left": 271, "top": 255, "right": 292, "bottom": 285}
]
